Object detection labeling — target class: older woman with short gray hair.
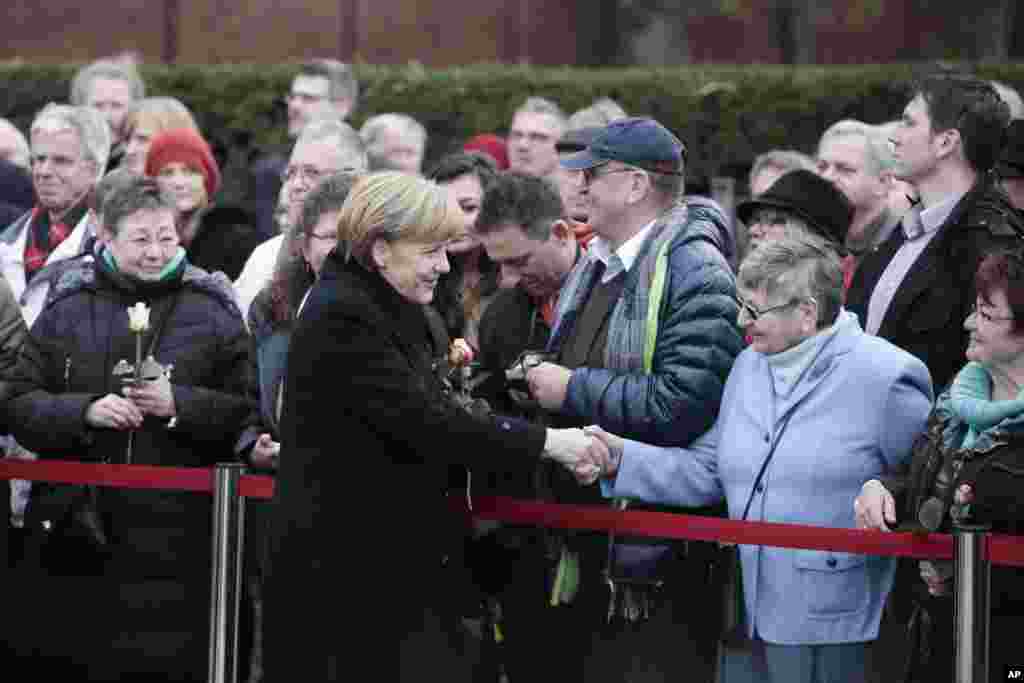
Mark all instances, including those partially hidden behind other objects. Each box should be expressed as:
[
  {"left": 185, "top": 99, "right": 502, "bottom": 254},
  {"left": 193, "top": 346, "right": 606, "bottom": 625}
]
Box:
[{"left": 588, "top": 234, "right": 933, "bottom": 683}]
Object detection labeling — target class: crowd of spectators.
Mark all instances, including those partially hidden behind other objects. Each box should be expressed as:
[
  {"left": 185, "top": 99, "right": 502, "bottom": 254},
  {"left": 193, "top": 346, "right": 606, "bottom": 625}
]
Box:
[{"left": 0, "top": 55, "right": 1021, "bottom": 683}]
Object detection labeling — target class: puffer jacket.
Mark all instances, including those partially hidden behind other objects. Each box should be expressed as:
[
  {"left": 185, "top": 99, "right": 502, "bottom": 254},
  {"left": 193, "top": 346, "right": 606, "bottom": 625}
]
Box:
[
  {"left": 553, "top": 200, "right": 743, "bottom": 448},
  {"left": 5, "top": 252, "right": 254, "bottom": 578}
]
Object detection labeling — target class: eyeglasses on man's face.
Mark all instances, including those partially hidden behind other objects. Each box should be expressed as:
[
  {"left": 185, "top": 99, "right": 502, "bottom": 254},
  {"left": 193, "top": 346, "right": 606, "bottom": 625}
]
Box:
[{"left": 581, "top": 163, "right": 637, "bottom": 187}]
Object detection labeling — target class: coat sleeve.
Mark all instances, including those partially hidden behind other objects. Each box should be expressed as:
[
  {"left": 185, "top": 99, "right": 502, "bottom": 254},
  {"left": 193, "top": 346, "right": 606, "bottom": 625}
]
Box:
[
  {"left": 171, "top": 307, "right": 257, "bottom": 445},
  {"left": 605, "top": 419, "right": 723, "bottom": 508},
  {"left": 878, "top": 354, "right": 934, "bottom": 472},
  {"left": 3, "top": 303, "right": 101, "bottom": 455},
  {"left": 562, "top": 239, "right": 743, "bottom": 447},
  {"left": 284, "top": 306, "right": 547, "bottom": 468},
  {"left": 0, "top": 274, "right": 27, "bottom": 428}
]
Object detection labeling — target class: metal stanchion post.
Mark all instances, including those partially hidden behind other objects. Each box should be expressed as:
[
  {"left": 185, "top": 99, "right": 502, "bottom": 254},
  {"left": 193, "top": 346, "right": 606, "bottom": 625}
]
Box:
[
  {"left": 208, "top": 463, "right": 247, "bottom": 683},
  {"left": 953, "top": 522, "right": 991, "bottom": 683}
]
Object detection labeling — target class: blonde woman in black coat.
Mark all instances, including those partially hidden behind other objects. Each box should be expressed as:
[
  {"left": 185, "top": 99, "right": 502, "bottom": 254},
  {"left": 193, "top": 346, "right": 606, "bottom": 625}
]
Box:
[{"left": 261, "top": 171, "right": 599, "bottom": 682}]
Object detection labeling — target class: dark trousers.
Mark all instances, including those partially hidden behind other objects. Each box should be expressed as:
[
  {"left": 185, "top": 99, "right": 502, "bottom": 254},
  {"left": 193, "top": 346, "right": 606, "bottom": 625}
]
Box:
[{"left": 499, "top": 534, "right": 718, "bottom": 683}]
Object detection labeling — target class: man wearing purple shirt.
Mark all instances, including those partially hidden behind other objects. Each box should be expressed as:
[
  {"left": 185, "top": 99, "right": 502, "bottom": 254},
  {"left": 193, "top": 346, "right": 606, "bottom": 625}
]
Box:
[{"left": 846, "top": 72, "right": 1023, "bottom": 393}]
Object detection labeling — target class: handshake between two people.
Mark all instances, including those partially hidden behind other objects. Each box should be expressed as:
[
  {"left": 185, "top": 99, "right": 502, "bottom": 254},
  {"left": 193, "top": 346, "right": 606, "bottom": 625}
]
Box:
[{"left": 542, "top": 425, "right": 626, "bottom": 486}]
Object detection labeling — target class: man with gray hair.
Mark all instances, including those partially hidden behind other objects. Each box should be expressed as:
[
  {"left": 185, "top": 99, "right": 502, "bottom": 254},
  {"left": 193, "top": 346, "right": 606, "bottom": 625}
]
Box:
[
  {"left": 566, "top": 97, "right": 628, "bottom": 130},
  {"left": 0, "top": 104, "right": 110, "bottom": 326},
  {"left": 70, "top": 58, "right": 145, "bottom": 169},
  {"left": 0, "top": 103, "right": 110, "bottom": 547},
  {"left": 359, "top": 113, "right": 426, "bottom": 174},
  {"left": 748, "top": 148, "right": 814, "bottom": 197},
  {"left": 508, "top": 96, "right": 567, "bottom": 179},
  {"left": 248, "top": 60, "right": 359, "bottom": 240},
  {"left": 235, "top": 117, "right": 367, "bottom": 320},
  {"left": 816, "top": 119, "right": 904, "bottom": 261}
]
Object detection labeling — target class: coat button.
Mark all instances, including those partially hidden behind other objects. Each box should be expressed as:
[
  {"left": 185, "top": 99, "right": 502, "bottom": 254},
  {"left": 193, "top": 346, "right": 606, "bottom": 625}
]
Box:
[
  {"left": 755, "top": 483, "right": 764, "bottom": 493},
  {"left": 764, "top": 433, "right": 770, "bottom": 443},
  {"left": 826, "top": 558, "right": 837, "bottom": 568}
]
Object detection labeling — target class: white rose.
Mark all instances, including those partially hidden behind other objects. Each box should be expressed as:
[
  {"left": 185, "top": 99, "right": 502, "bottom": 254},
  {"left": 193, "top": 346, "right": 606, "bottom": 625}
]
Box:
[{"left": 127, "top": 302, "right": 151, "bottom": 333}]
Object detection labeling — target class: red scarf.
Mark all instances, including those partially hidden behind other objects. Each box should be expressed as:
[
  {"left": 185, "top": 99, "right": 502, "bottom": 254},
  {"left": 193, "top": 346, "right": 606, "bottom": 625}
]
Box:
[{"left": 23, "top": 203, "right": 86, "bottom": 281}]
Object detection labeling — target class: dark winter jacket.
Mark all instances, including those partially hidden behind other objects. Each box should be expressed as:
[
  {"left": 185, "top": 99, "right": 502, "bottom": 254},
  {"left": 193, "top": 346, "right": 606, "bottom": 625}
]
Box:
[
  {"left": 549, "top": 201, "right": 743, "bottom": 448},
  {"left": 6, "top": 251, "right": 253, "bottom": 577},
  {"left": 261, "top": 251, "right": 546, "bottom": 681}
]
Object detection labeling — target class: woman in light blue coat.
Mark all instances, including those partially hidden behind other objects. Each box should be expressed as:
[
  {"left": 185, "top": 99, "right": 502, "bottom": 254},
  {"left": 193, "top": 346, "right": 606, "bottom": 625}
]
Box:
[{"left": 587, "top": 234, "right": 933, "bottom": 683}]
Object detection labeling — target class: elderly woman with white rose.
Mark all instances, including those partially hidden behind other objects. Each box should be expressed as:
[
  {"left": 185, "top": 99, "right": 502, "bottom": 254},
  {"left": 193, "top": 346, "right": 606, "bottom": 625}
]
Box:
[
  {"left": 587, "top": 234, "right": 933, "bottom": 683},
  {"left": 0, "top": 176, "right": 254, "bottom": 681},
  {"left": 854, "top": 248, "right": 1024, "bottom": 682}
]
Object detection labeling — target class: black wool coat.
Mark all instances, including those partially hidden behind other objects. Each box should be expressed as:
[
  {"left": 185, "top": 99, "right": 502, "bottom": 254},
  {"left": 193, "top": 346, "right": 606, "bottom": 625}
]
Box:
[{"left": 261, "top": 250, "right": 546, "bottom": 682}]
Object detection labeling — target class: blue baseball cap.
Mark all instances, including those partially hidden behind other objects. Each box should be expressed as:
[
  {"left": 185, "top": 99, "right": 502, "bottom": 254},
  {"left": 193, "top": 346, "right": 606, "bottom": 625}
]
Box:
[{"left": 560, "top": 117, "right": 686, "bottom": 174}]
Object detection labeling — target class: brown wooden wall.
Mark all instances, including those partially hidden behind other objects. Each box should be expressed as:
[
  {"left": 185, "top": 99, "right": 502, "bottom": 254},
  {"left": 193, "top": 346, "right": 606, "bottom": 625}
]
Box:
[{"left": 0, "top": 0, "right": 581, "bottom": 66}]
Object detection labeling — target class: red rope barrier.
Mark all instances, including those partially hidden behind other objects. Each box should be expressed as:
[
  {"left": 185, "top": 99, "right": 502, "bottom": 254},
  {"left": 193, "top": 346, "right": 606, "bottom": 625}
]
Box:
[{"left": 2, "top": 459, "right": 1023, "bottom": 567}]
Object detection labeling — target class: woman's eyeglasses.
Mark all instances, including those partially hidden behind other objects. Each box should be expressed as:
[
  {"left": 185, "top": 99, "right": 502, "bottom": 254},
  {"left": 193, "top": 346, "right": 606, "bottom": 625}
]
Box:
[{"left": 735, "top": 294, "right": 815, "bottom": 321}]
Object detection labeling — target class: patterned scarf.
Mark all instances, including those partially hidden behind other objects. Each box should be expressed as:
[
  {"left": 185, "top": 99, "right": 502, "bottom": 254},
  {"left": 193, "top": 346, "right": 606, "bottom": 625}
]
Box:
[
  {"left": 548, "top": 204, "right": 686, "bottom": 372},
  {"left": 24, "top": 200, "right": 89, "bottom": 281}
]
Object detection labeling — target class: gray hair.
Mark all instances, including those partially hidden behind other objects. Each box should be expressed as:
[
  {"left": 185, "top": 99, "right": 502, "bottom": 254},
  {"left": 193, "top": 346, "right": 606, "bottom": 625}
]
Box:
[
  {"left": 818, "top": 119, "right": 896, "bottom": 176},
  {"left": 31, "top": 104, "right": 112, "bottom": 181},
  {"left": 514, "top": 96, "right": 568, "bottom": 127},
  {"left": 567, "top": 97, "right": 627, "bottom": 130},
  {"left": 298, "top": 59, "right": 359, "bottom": 113},
  {"left": 991, "top": 80, "right": 1024, "bottom": 120},
  {"left": 70, "top": 59, "right": 145, "bottom": 106},
  {"left": 101, "top": 176, "right": 173, "bottom": 236},
  {"left": 299, "top": 118, "right": 369, "bottom": 172},
  {"left": 0, "top": 118, "right": 30, "bottom": 169},
  {"left": 94, "top": 167, "right": 141, "bottom": 216},
  {"left": 738, "top": 233, "right": 843, "bottom": 328},
  {"left": 359, "top": 113, "right": 427, "bottom": 169},
  {"left": 749, "top": 149, "right": 814, "bottom": 189}
]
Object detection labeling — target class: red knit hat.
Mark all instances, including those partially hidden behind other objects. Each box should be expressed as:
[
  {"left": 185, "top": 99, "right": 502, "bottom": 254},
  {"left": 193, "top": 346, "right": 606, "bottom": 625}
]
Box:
[
  {"left": 463, "top": 133, "right": 509, "bottom": 170},
  {"left": 145, "top": 127, "right": 221, "bottom": 198}
]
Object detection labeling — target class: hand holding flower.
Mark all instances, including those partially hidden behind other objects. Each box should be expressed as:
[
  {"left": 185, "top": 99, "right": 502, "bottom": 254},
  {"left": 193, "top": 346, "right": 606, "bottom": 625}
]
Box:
[{"left": 124, "top": 373, "right": 176, "bottom": 418}]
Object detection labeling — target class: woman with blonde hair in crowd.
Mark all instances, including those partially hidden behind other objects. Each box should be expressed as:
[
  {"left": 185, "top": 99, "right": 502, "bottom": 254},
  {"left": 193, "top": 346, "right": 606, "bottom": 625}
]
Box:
[
  {"left": 261, "top": 171, "right": 597, "bottom": 681},
  {"left": 121, "top": 97, "right": 199, "bottom": 175}
]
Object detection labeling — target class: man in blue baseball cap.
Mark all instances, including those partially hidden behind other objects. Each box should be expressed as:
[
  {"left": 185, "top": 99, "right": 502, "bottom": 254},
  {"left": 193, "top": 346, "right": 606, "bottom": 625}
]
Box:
[{"left": 522, "top": 116, "right": 743, "bottom": 681}]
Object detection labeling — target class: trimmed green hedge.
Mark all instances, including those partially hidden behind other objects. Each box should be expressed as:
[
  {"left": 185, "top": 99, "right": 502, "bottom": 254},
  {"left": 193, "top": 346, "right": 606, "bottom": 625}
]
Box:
[{"left": 3, "top": 61, "right": 1024, "bottom": 201}]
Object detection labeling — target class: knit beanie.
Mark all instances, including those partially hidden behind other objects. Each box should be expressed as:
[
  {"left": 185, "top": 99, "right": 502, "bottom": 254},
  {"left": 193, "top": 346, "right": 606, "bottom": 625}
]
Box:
[
  {"left": 145, "top": 127, "right": 221, "bottom": 198},
  {"left": 463, "top": 133, "right": 509, "bottom": 170}
]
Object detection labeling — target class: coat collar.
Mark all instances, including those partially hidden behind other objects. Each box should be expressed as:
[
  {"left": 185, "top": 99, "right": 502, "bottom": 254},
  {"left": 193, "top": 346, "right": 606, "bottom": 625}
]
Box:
[
  {"left": 747, "top": 310, "right": 860, "bottom": 425},
  {"left": 320, "top": 249, "right": 438, "bottom": 359}
]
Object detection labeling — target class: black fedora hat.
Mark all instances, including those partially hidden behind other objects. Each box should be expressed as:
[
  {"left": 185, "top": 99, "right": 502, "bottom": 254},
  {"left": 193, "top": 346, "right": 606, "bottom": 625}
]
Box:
[
  {"left": 736, "top": 169, "right": 854, "bottom": 247},
  {"left": 998, "top": 119, "right": 1024, "bottom": 179}
]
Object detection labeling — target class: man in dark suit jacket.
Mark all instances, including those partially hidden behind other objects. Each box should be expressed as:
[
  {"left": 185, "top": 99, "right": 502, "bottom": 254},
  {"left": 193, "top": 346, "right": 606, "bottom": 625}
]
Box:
[{"left": 847, "top": 73, "right": 1024, "bottom": 394}]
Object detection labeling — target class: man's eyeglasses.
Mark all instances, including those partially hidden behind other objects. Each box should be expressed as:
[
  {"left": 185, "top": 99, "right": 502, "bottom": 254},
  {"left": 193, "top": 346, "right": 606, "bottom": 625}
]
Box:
[
  {"left": 582, "top": 164, "right": 636, "bottom": 187},
  {"left": 735, "top": 294, "right": 811, "bottom": 321},
  {"left": 286, "top": 92, "right": 328, "bottom": 105},
  {"left": 281, "top": 165, "right": 344, "bottom": 185}
]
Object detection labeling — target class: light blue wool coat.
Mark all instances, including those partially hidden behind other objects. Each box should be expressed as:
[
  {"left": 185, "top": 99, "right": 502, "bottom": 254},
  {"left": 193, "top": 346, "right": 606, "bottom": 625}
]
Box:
[{"left": 606, "top": 312, "right": 933, "bottom": 645}]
